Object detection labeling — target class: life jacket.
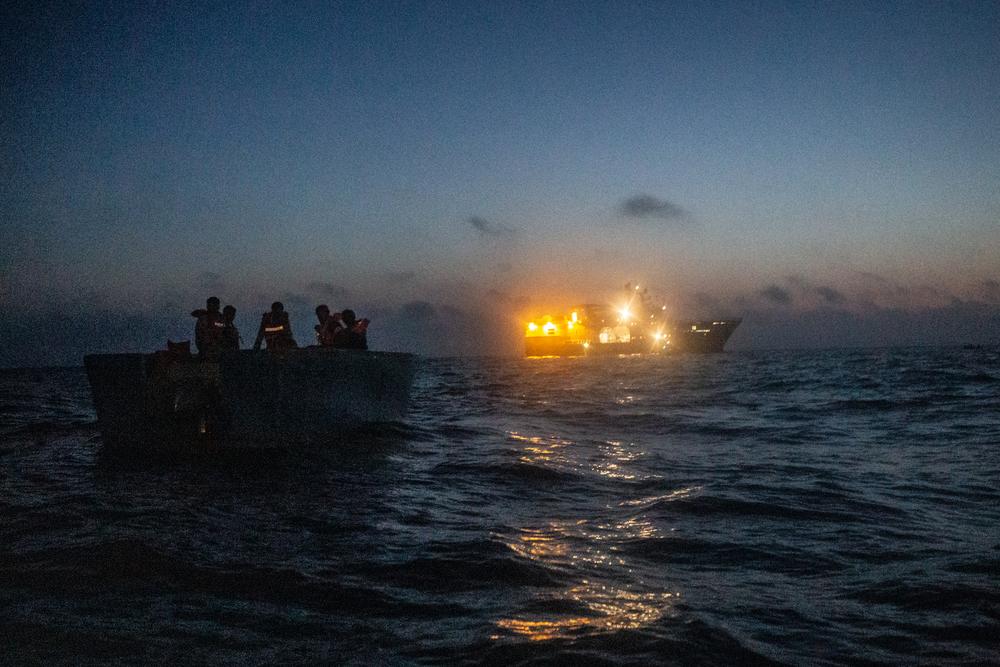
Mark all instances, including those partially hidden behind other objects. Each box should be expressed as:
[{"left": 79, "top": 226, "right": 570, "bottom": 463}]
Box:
[
  {"left": 333, "top": 318, "right": 369, "bottom": 350},
  {"left": 316, "top": 315, "right": 341, "bottom": 346},
  {"left": 220, "top": 322, "right": 240, "bottom": 350},
  {"left": 194, "top": 310, "right": 225, "bottom": 353},
  {"left": 261, "top": 312, "right": 296, "bottom": 350}
]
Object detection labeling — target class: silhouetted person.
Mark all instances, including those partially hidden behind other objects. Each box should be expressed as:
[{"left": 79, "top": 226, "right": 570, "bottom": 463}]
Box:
[
  {"left": 191, "top": 296, "right": 225, "bottom": 356},
  {"left": 253, "top": 301, "right": 297, "bottom": 351},
  {"left": 314, "top": 304, "right": 342, "bottom": 346},
  {"left": 332, "top": 308, "right": 369, "bottom": 350},
  {"left": 220, "top": 305, "right": 241, "bottom": 350}
]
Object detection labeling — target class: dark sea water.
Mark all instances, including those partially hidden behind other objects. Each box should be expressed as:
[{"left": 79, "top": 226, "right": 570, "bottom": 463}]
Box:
[{"left": 2, "top": 347, "right": 999, "bottom": 665}]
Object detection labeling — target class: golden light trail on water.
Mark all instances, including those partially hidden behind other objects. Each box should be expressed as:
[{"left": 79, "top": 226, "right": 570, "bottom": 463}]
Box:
[
  {"left": 495, "top": 431, "right": 685, "bottom": 642},
  {"left": 495, "top": 583, "right": 676, "bottom": 641}
]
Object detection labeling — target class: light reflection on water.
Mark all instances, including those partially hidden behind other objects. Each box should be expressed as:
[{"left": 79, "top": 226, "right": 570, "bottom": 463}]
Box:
[
  {"left": 509, "top": 431, "right": 660, "bottom": 483},
  {"left": 598, "top": 514, "right": 660, "bottom": 540},
  {"left": 498, "top": 505, "right": 682, "bottom": 641},
  {"left": 618, "top": 486, "right": 701, "bottom": 507},
  {"left": 4, "top": 349, "right": 999, "bottom": 663},
  {"left": 592, "top": 439, "right": 655, "bottom": 481},
  {"left": 508, "top": 431, "right": 574, "bottom": 468},
  {"left": 495, "top": 582, "right": 677, "bottom": 641},
  {"left": 499, "top": 428, "right": 682, "bottom": 641},
  {"left": 504, "top": 526, "right": 572, "bottom": 561}
]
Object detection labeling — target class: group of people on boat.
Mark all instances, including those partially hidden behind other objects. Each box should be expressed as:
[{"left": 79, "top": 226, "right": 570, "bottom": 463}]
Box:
[
  {"left": 312, "top": 304, "right": 368, "bottom": 350},
  {"left": 190, "top": 297, "right": 369, "bottom": 357},
  {"left": 190, "top": 297, "right": 240, "bottom": 355}
]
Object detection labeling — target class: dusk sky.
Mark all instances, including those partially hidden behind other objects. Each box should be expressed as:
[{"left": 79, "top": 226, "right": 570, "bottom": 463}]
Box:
[{"left": 3, "top": 1, "right": 999, "bottom": 365}]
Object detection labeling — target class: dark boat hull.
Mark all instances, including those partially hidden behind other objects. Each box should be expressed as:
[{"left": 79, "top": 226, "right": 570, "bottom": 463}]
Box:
[
  {"left": 84, "top": 348, "right": 416, "bottom": 448},
  {"left": 672, "top": 319, "right": 742, "bottom": 353}
]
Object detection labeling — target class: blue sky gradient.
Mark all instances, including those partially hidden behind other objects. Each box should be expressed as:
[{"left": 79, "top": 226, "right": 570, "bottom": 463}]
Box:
[{"left": 2, "top": 1, "right": 999, "bottom": 364}]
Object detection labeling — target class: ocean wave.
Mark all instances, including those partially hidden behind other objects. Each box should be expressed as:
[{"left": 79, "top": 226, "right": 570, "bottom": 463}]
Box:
[
  {"left": 3, "top": 347, "right": 999, "bottom": 664},
  {"left": 657, "top": 494, "right": 878, "bottom": 524},
  {"left": 432, "top": 616, "right": 783, "bottom": 666},
  {"left": 841, "top": 577, "right": 1000, "bottom": 614},
  {"left": 368, "top": 552, "right": 562, "bottom": 592}
]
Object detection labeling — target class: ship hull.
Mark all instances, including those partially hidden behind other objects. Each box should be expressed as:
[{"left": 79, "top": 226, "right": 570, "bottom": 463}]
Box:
[
  {"left": 524, "top": 319, "right": 741, "bottom": 357},
  {"left": 84, "top": 348, "right": 416, "bottom": 448},
  {"left": 671, "top": 320, "right": 742, "bottom": 353},
  {"left": 524, "top": 337, "right": 647, "bottom": 357}
]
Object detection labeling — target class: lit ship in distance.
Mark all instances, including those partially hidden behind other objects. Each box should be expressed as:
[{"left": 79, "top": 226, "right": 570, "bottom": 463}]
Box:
[{"left": 524, "top": 294, "right": 741, "bottom": 357}]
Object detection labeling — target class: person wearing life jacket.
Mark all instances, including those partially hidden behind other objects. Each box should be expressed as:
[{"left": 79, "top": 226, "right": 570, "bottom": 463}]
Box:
[
  {"left": 253, "top": 301, "right": 298, "bottom": 351},
  {"left": 332, "top": 308, "right": 369, "bottom": 350},
  {"left": 191, "top": 296, "right": 226, "bottom": 357},
  {"left": 220, "top": 304, "right": 241, "bottom": 351},
  {"left": 314, "top": 304, "right": 342, "bottom": 347}
]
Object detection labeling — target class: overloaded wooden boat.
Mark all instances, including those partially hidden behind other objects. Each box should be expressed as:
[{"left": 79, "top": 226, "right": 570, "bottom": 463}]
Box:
[{"left": 84, "top": 348, "right": 416, "bottom": 448}]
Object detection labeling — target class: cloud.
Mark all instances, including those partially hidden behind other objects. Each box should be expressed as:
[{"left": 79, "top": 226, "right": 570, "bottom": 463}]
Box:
[
  {"left": 731, "top": 300, "right": 1000, "bottom": 351},
  {"left": 588, "top": 247, "right": 625, "bottom": 263},
  {"left": 467, "top": 216, "right": 518, "bottom": 238},
  {"left": 385, "top": 271, "right": 416, "bottom": 283},
  {"left": 619, "top": 194, "right": 688, "bottom": 222},
  {"left": 858, "top": 271, "right": 891, "bottom": 285},
  {"left": 780, "top": 275, "right": 845, "bottom": 306},
  {"left": 691, "top": 292, "right": 722, "bottom": 310},
  {"left": 307, "top": 281, "right": 350, "bottom": 301},
  {"left": 815, "top": 285, "right": 845, "bottom": 304},
  {"left": 8, "top": 275, "right": 1000, "bottom": 366},
  {"left": 849, "top": 272, "right": 956, "bottom": 311},
  {"left": 483, "top": 289, "right": 532, "bottom": 313},
  {"left": 0, "top": 305, "right": 191, "bottom": 368},
  {"left": 398, "top": 300, "right": 436, "bottom": 320},
  {"left": 374, "top": 299, "right": 521, "bottom": 356},
  {"left": 279, "top": 292, "right": 313, "bottom": 313},
  {"left": 486, "top": 289, "right": 513, "bottom": 303},
  {"left": 197, "top": 271, "right": 224, "bottom": 292},
  {"left": 978, "top": 279, "right": 1000, "bottom": 303},
  {"left": 760, "top": 285, "right": 793, "bottom": 304}
]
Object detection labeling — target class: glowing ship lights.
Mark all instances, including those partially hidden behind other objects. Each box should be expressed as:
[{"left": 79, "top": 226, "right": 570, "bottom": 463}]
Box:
[{"left": 524, "top": 291, "right": 741, "bottom": 357}]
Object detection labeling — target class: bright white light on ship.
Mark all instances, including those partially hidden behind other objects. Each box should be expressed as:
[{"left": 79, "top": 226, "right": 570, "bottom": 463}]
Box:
[
  {"left": 583, "top": 342, "right": 590, "bottom": 349},
  {"left": 543, "top": 322, "right": 558, "bottom": 335},
  {"left": 528, "top": 322, "right": 538, "bottom": 331},
  {"left": 571, "top": 311, "right": 578, "bottom": 322},
  {"left": 619, "top": 308, "right": 631, "bottom": 320}
]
